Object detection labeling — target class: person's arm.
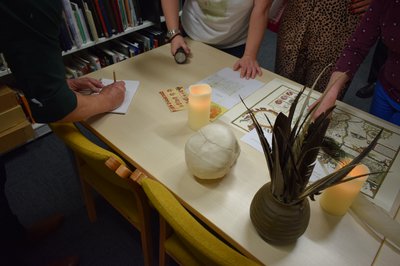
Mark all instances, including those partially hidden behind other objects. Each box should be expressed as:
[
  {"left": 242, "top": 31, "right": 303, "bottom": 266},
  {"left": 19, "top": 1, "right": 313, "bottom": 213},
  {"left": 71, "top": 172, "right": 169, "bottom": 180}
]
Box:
[
  {"left": 350, "top": 0, "right": 371, "bottom": 14},
  {"left": 233, "top": 0, "right": 272, "bottom": 79},
  {"left": 58, "top": 81, "right": 125, "bottom": 122},
  {"left": 161, "top": 0, "right": 190, "bottom": 55},
  {"left": 311, "top": 72, "right": 349, "bottom": 119},
  {"left": 67, "top": 77, "right": 103, "bottom": 93},
  {"left": 312, "top": 0, "right": 382, "bottom": 118}
]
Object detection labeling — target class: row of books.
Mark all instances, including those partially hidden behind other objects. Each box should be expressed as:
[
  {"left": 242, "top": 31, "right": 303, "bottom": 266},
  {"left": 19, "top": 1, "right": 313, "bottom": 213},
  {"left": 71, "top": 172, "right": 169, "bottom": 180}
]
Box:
[
  {"left": 64, "top": 28, "right": 166, "bottom": 78},
  {"left": 60, "top": 0, "right": 146, "bottom": 51}
]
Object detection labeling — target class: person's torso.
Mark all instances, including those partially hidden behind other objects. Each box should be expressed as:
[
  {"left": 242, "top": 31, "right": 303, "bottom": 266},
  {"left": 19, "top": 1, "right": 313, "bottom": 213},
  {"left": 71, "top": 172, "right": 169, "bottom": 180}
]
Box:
[{"left": 182, "top": 0, "right": 254, "bottom": 49}]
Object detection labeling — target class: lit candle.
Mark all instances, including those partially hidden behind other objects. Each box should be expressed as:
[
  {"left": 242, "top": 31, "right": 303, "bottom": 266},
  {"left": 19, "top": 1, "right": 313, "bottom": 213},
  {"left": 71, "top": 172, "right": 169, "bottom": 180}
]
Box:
[
  {"left": 188, "top": 84, "right": 212, "bottom": 131},
  {"left": 319, "top": 161, "right": 369, "bottom": 216}
]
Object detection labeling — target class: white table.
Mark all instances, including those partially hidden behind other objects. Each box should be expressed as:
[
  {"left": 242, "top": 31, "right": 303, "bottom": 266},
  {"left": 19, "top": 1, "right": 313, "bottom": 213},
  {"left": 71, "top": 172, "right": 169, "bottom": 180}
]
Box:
[{"left": 83, "top": 39, "right": 400, "bottom": 265}]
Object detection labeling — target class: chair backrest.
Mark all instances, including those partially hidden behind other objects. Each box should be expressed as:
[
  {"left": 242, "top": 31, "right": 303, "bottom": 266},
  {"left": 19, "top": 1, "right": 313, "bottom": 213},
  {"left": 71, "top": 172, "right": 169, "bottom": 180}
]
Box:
[
  {"left": 140, "top": 178, "right": 261, "bottom": 266},
  {"left": 49, "top": 122, "right": 131, "bottom": 190}
]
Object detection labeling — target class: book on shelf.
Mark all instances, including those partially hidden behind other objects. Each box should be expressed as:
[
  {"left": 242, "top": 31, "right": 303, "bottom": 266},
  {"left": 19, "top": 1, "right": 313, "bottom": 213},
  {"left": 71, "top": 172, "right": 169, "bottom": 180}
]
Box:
[
  {"left": 100, "top": 47, "right": 119, "bottom": 64},
  {"left": 138, "top": 30, "right": 154, "bottom": 49},
  {"left": 71, "top": 0, "right": 95, "bottom": 41},
  {"left": 143, "top": 27, "right": 166, "bottom": 46},
  {"left": 83, "top": 1, "right": 99, "bottom": 42},
  {"left": 132, "top": 0, "right": 143, "bottom": 25},
  {"left": 90, "top": 47, "right": 113, "bottom": 67},
  {"left": 117, "top": 0, "right": 128, "bottom": 30},
  {"left": 111, "top": 49, "right": 128, "bottom": 61},
  {"left": 80, "top": 52, "right": 102, "bottom": 70},
  {"left": 127, "top": 0, "right": 138, "bottom": 26},
  {"left": 120, "top": 39, "right": 140, "bottom": 56},
  {"left": 83, "top": 0, "right": 105, "bottom": 38},
  {"left": 123, "top": 0, "right": 132, "bottom": 27},
  {"left": 102, "top": 0, "right": 118, "bottom": 35},
  {"left": 93, "top": 0, "right": 109, "bottom": 38},
  {"left": 73, "top": 55, "right": 96, "bottom": 73},
  {"left": 71, "top": 2, "right": 88, "bottom": 43},
  {"left": 61, "top": 0, "right": 83, "bottom": 48},
  {"left": 111, "top": 40, "right": 131, "bottom": 57},
  {"left": 59, "top": 14, "right": 74, "bottom": 52},
  {"left": 129, "top": 32, "right": 150, "bottom": 51},
  {"left": 110, "top": 0, "right": 124, "bottom": 33}
]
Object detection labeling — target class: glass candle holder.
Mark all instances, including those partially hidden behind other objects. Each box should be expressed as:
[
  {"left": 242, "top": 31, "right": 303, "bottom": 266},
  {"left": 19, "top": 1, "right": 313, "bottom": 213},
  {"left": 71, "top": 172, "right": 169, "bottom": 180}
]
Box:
[
  {"left": 188, "top": 84, "right": 212, "bottom": 131},
  {"left": 319, "top": 161, "right": 369, "bottom": 216}
]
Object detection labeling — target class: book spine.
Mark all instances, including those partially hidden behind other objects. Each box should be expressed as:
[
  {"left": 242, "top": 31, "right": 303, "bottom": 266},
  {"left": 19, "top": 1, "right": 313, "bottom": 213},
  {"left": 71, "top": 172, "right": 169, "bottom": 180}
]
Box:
[
  {"left": 71, "top": 3, "right": 87, "bottom": 43},
  {"left": 111, "top": 0, "right": 123, "bottom": 33},
  {"left": 102, "top": 0, "right": 117, "bottom": 35},
  {"left": 78, "top": 8, "right": 91, "bottom": 42},
  {"left": 117, "top": 0, "right": 128, "bottom": 30},
  {"left": 61, "top": 0, "right": 83, "bottom": 47},
  {"left": 93, "top": 0, "right": 109, "bottom": 38},
  {"left": 123, "top": 0, "right": 132, "bottom": 27},
  {"left": 84, "top": 3, "right": 99, "bottom": 41},
  {"left": 98, "top": 0, "right": 114, "bottom": 36},
  {"left": 86, "top": 0, "right": 105, "bottom": 38}
]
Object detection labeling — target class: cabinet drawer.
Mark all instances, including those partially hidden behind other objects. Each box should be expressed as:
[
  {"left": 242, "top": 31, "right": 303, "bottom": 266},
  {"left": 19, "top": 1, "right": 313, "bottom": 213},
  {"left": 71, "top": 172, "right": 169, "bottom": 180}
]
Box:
[
  {"left": 0, "top": 120, "right": 34, "bottom": 154},
  {"left": 0, "top": 105, "right": 27, "bottom": 132},
  {"left": 0, "top": 85, "right": 19, "bottom": 113}
]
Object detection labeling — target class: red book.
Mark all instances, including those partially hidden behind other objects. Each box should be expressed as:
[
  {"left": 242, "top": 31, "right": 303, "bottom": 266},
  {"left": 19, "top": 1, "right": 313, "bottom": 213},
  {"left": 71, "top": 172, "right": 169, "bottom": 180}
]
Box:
[
  {"left": 93, "top": 0, "right": 109, "bottom": 37},
  {"left": 111, "top": 0, "right": 123, "bottom": 33}
]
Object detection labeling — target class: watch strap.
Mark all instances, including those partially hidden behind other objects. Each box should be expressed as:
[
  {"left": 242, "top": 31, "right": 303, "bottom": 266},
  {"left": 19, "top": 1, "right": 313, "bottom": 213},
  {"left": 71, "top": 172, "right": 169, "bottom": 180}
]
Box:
[{"left": 167, "top": 28, "right": 181, "bottom": 41}]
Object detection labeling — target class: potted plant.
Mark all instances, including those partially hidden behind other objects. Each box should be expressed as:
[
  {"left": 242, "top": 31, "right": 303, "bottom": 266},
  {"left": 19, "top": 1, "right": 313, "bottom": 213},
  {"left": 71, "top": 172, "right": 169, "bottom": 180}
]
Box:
[{"left": 242, "top": 79, "right": 382, "bottom": 245}]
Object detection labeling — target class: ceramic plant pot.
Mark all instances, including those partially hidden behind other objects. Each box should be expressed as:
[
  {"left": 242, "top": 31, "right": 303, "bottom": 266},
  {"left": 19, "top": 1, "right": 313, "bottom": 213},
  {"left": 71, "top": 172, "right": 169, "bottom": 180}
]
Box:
[{"left": 250, "top": 182, "right": 310, "bottom": 245}]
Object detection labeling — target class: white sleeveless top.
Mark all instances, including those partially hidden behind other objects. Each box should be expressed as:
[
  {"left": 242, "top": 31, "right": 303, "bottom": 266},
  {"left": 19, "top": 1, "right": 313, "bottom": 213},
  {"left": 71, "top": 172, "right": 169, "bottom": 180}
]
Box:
[{"left": 181, "top": 0, "right": 254, "bottom": 49}]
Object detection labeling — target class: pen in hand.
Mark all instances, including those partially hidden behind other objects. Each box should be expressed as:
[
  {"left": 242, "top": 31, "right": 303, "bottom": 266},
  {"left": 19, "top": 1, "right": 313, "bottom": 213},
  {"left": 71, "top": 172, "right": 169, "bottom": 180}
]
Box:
[{"left": 113, "top": 70, "right": 117, "bottom": 83}]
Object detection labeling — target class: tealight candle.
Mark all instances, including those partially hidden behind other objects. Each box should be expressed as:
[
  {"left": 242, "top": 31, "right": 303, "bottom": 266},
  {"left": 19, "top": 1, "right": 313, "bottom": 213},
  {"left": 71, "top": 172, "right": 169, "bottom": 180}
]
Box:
[
  {"left": 188, "top": 84, "right": 212, "bottom": 131},
  {"left": 319, "top": 161, "right": 369, "bottom": 216}
]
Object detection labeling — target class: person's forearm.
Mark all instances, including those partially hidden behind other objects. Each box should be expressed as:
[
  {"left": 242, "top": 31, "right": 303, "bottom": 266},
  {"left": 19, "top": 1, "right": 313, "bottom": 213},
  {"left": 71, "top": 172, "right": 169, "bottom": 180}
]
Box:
[
  {"left": 161, "top": 0, "right": 180, "bottom": 31},
  {"left": 326, "top": 71, "right": 350, "bottom": 97},
  {"left": 56, "top": 93, "right": 114, "bottom": 122},
  {"left": 243, "top": 0, "right": 271, "bottom": 58}
]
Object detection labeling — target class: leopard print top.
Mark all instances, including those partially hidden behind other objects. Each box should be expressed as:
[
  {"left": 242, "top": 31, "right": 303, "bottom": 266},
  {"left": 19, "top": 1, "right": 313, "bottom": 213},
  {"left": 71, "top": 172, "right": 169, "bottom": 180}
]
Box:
[{"left": 275, "top": 0, "right": 363, "bottom": 96}]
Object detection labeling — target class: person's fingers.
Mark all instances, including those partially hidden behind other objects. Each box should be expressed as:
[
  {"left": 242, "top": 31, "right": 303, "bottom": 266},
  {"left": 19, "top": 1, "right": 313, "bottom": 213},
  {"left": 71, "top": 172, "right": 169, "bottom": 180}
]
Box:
[
  {"left": 350, "top": 0, "right": 370, "bottom": 13},
  {"left": 256, "top": 66, "right": 262, "bottom": 77},
  {"left": 233, "top": 61, "right": 240, "bottom": 71}
]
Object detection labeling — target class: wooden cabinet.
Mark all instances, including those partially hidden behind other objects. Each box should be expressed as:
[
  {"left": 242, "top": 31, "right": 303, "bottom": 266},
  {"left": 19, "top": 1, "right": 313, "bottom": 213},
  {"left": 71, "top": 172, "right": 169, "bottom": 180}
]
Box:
[{"left": 0, "top": 85, "right": 34, "bottom": 154}]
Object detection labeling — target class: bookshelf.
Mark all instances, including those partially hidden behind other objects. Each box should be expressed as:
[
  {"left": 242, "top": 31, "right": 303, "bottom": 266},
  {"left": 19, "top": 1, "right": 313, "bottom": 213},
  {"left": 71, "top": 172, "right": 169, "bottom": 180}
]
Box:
[
  {"left": 0, "top": 0, "right": 164, "bottom": 146},
  {"left": 62, "top": 20, "right": 156, "bottom": 56}
]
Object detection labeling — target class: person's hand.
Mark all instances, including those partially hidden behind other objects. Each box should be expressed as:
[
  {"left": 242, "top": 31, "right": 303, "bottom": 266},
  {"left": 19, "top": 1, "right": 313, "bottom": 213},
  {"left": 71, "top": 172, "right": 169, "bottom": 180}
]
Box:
[
  {"left": 309, "top": 88, "right": 339, "bottom": 120},
  {"left": 233, "top": 55, "right": 262, "bottom": 79},
  {"left": 170, "top": 35, "right": 190, "bottom": 56},
  {"left": 99, "top": 81, "right": 126, "bottom": 110},
  {"left": 67, "top": 77, "right": 103, "bottom": 93},
  {"left": 349, "top": 0, "right": 371, "bottom": 14}
]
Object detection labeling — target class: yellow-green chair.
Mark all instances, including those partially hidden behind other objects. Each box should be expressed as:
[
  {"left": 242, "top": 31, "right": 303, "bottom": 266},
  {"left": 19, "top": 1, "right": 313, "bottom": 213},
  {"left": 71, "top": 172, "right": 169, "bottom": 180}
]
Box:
[
  {"left": 141, "top": 177, "right": 261, "bottom": 266},
  {"left": 49, "top": 123, "right": 153, "bottom": 266}
]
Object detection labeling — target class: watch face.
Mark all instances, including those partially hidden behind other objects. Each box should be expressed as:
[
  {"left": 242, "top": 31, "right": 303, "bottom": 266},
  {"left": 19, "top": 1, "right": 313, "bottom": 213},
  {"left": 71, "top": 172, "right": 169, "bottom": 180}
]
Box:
[{"left": 174, "top": 51, "right": 186, "bottom": 64}]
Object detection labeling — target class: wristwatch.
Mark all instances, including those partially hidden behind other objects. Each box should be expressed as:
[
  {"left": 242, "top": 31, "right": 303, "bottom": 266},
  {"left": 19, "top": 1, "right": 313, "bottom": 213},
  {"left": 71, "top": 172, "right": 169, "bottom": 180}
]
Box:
[{"left": 166, "top": 28, "right": 181, "bottom": 41}]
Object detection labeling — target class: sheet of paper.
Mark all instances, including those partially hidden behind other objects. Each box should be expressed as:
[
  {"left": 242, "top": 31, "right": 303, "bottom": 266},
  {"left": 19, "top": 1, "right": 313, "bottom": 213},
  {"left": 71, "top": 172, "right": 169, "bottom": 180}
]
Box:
[
  {"left": 159, "top": 87, "right": 188, "bottom": 112},
  {"left": 240, "top": 128, "right": 334, "bottom": 183},
  {"left": 102, "top": 79, "right": 139, "bottom": 114},
  {"left": 195, "top": 68, "right": 265, "bottom": 109}
]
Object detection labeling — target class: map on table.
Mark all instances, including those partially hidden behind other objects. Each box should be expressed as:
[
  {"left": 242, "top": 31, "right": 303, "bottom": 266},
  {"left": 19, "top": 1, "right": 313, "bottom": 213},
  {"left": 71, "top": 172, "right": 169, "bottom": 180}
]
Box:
[{"left": 226, "top": 79, "right": 400, "bottom": 216}]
